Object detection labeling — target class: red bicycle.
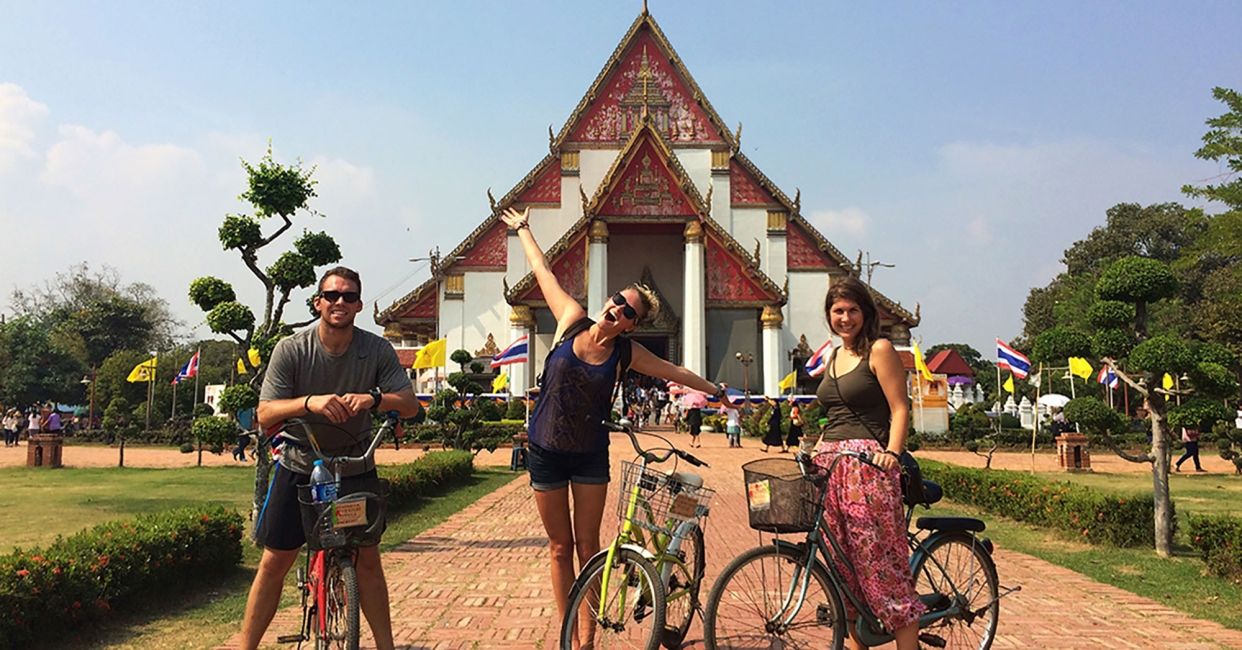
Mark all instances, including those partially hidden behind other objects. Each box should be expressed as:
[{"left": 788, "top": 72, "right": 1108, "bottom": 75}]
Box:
[{"left": 276, "top": 412, "right": 396, "bottom": 650}]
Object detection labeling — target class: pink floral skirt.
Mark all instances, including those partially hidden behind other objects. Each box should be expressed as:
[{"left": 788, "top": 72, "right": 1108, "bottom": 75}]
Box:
[{"left": 813, "top": 438, "right": 926, "bottom": 632}]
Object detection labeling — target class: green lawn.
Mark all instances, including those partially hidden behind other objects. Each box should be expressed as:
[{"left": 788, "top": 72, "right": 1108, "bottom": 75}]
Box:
[
  {"left": 1033, "top": 468, "right": 1242, "bottom": 517},
  {"left": 4, "top": 463, "right": 521, "bottom": 650}
]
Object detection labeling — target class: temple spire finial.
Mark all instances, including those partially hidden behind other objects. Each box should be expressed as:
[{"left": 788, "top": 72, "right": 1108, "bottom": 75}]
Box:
[{"left": 642, "top": 0, "right": 649, "bottom": 16}]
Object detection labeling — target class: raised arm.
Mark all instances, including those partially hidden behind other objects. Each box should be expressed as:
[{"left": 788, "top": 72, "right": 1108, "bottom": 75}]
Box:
[
  {"left": 501, "top": 207, "right": 586, "bottom": 329},
  {"left": 628, "top": 341, "right": 719, "bottom": 396}
]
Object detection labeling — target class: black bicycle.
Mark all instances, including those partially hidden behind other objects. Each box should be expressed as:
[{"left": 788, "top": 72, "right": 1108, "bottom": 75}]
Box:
[{"left": 703, "top": 450, "right": 1018, "bottom": 649}]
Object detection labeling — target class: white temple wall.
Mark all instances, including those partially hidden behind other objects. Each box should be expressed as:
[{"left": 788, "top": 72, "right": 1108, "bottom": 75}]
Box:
[
  {"left": 441, "top": 272, "right": 508, "bottom": 359},
  {"left": 579, "top": 149, "right": 621, "bottom": 199},
  {"left": 787, "top": 271, "right": 832, "bottom": 352},
  {"left": 672, "top": 149, "right": 711, "bottom": 198},
  {"left": 729, "top": 207, "right": 768, "bottom": 258},
  {"left": 607, "top": 234, "right": 684, "bottom": 310}
]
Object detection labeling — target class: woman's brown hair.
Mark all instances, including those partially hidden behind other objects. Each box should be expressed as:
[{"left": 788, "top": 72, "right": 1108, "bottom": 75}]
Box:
[{"left": 823, "top": 275, "right": 881, "bottom": 356}]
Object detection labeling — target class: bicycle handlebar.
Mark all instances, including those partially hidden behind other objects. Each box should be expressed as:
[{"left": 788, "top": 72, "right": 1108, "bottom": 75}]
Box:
[
  {"left": 286, "top": 410, "right": 400, "bottom": 469},
  {"left": 794, "top": 448, "right": 882, "bottom": 480},
  {"left": 601, "top": 419, "right": 710, "bottom": 468}
]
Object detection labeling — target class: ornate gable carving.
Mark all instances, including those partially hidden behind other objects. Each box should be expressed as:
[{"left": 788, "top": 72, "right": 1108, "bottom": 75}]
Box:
[
  {"left": 729, "top": 159, "right": 777, "bottom": 206},
  {"left": 599, "top": 136, "right": 697, "bottom": 217},
  {"left": 567, "top": 31, "right": 726, "bottom": 145},
  {"left": 455, "top": 221, "right": 508, "bottom": 271},
  {"left": 475, "top": 333, "right": 501, "bottom": 358},
  {"left": 514, "top": 228, "right": 588, "bottom": 303},
  {"left": 786, "top": 220, "right": 833, "bottom": 271},
  {"left": 409, "top": 289, "right": 437, "bottom": 319},
  {"left": 704, "top": 232, "right": 780, "bottom": 304},
  {"left": 515, "top": 161, "right": 561, "bottom": 205},
  {"left": 636, "top": 265, "right": 680, "bottom": 333}
]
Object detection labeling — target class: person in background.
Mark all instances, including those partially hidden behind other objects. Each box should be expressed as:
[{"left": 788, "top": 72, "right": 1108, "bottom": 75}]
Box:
[
  {"left": 721, "top": 398, "right": 741, "bottom": 448},
  {"left": 2, "top": 410, "right": 19, "bottom": 447},
  {"left": 761, "top": 396, "right": 783, "bottom": 452},
  {"left": 786, "top": 404, "right": 804, "bottom": 453},
  {"left": 27, "top": 409, "right": 41, "bottom": 437},
  {"left": 1175, "top": 427, "right": 1205, "bottom": 473}
]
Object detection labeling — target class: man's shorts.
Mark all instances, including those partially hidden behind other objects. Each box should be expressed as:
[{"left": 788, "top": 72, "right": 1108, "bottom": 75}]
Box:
[
  {"left": 254, "top": 463, "right": 385, "bottom": 551},
  {"left": 527, "top": 443, "right": 610, "bottom": 492}
]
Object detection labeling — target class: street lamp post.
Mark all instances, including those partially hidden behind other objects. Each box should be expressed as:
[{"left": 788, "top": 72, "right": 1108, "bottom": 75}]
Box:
[
  {"left": 80, "top": 372, "right": 95, "bottom": 431},
  {"left": 735, "top": 352, "right": 754, "bottom": 406}
]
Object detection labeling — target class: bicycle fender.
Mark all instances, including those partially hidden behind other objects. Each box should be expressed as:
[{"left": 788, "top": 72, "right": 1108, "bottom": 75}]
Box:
[
  {"left": 584, "top": 543, "right": 658, "bottom": 567},
  {"left": 770, "top": 539, "right": 809, "bottom": 557}
]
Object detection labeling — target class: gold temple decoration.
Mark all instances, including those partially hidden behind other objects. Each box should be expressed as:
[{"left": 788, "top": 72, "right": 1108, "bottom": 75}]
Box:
[
  {"left": 589, "top": 220, "right": 610, "bottom": 243},
  {"left": 509, "top": 304, "right": 534, "bottom": 326},
  {"left": 767, "top": 210, "right": 787, "bottom": 232},
  {"left": 711, "top": 150, "right": 731, "bottom": 171},
  {"left": 444, "top": 274, "right": 465, "bottom": 298},
  {"left": 475, "top": 333, "right": 501, "bottom": 358},
  {"left": 561, "top": 150, "right": 580, "bottom": 173},
  {"left": 761, "top": 305, "right": 784, "bottom": 327},
  {"left": 683, "top": 220, "right": 703, "bottom": 243}
]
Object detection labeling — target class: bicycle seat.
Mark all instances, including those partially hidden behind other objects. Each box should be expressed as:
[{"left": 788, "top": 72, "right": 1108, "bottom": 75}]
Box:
[
  {"left": 914, "top": 517, "right": 986, "bottom": 533},
  {"left": 666, "top": 470, "right": 703, "bottom": 489}
]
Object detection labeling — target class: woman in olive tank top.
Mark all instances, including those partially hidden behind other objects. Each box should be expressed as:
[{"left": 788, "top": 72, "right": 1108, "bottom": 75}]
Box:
[
  {"left": 813, "top": 276, "right": 924, "bottom": 650},
  {"left": 502, "top": 208, "right": 722, "bottom": 647}
]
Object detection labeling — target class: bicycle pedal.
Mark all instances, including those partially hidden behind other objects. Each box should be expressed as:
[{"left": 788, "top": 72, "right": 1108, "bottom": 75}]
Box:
[
  {"left": 276, "top": 633, "right": 307, "bottom": 643},
  {"left": 918, "top": 633, "right": 947, "bottom": 648}
]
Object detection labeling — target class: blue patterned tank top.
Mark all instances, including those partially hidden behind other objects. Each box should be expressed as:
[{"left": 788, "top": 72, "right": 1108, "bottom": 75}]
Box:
[{"left": 528, "top": 329, "right": 622, "bottom": 453}]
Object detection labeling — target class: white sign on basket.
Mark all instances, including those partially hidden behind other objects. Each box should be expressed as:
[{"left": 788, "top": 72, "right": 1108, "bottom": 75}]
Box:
[
  {"left": 332, "top": 499, "right": 368, "bottom": 529},
  {"left": 747, "top": 480, "right": 772, "bottom": 511}
]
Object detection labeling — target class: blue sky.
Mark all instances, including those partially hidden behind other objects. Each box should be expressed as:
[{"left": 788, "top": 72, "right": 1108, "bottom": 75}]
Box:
[{"left": 1, "top": 1, "right": 1238, "bottom": 356}]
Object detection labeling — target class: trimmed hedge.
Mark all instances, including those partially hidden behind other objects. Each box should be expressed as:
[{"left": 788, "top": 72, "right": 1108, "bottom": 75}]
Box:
[
  {"left": 380, "top": 450, "right": 475, "bottom": 507},
  {"left": 920, "top": 460, "right": 1161, "bottom": 547},
  {"left": 0, "top": 506, "right": 244, "bottom": 648},
  {"left": 1186, "top": 514, "right": 1242, "bottom": 579}
]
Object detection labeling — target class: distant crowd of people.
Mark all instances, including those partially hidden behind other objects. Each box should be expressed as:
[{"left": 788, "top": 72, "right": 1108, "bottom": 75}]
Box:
[{"left": 2, "top": 404, "right": 73, "bottom": 447}]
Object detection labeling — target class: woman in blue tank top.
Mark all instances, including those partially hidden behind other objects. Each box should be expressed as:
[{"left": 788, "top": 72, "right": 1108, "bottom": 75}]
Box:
[{"left": 502, "top": 207, "right": 721, "bottom": 647}]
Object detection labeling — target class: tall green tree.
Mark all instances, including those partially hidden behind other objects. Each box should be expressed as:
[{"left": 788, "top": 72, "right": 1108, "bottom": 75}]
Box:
[
  {"left": 0, "top": 316, "right": 83, "bottom": 408},
  {"left": 188, "top": 145, "right": 342, "bottom": 523}
]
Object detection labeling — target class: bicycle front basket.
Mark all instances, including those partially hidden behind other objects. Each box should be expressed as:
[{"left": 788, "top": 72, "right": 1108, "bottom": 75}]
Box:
[
  {"left": 616, "top": 461, "right": 715, "bottom": 538},
  {"left": 742, "top": 458, "right": 819, "bottom": 533}
]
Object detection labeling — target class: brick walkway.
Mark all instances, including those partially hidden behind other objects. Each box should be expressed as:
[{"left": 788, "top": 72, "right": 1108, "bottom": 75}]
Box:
[{"left": 221, "top": 427, "right": 1242, "bottom": 649}]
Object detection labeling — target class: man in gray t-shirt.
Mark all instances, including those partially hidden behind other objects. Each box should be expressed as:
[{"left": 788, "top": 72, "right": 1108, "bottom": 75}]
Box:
[{"left": 240, "top": 266, "right": 419, "bottom": 650}]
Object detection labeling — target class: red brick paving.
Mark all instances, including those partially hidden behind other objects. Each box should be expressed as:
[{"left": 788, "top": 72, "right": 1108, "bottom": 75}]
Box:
[{"left": 219, "top": 427, "right": 1242, "bottom": 649}]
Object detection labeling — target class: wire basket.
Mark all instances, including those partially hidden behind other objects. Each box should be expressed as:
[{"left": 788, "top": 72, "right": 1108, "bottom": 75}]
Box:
[
  {"left": 297, "top": 479, "right": 389, "bottom": 550},
  {"left": 742, "top": 458, "right": 821, "bottom": 534},
  {"left": 616, "top": 461, "right": 715, "bottom": 538}
]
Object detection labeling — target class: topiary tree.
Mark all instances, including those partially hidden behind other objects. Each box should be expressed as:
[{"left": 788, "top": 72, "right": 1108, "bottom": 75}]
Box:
[
  {"left": 450, "top": 349, "right": 473, "bottom": 372},
  {"left": 102, "top": 396, "right": 139, "bottom": 467},
  {"left": 504, "top": 397, "right": 527, "bottom": 421},
  {"left": 191, "top": 415, "right": 237, "bottom": 466},
  {"left": 188, "top": 145, "right": 343, "bottom": 525}
]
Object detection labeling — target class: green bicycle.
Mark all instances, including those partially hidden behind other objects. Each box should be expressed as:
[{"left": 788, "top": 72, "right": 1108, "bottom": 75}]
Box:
[{"left": 559, "top": 419, "right": 716, "bottom": 650}]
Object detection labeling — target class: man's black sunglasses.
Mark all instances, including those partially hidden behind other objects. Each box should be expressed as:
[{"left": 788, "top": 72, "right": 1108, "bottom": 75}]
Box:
[
  {"left": 319, "top": 291, "right": 361, "bottom": 304},
  {"left": 611, "top": 292, "right": 638, "bottom": 322}
]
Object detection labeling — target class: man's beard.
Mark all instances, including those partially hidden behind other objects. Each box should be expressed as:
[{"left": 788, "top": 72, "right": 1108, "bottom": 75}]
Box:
[{"left": 322, "top": 312, "right": 356, "bottom": 331}]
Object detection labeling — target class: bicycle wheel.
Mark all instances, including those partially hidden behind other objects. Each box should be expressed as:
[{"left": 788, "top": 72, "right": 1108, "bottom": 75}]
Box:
[
  {"left": 911, "top": 533, "right": 999, "bottom": 650},
  {"left": 703, "top": 544, "right": 846, "bottom": 650},
  {"left": 317, "top": 554, "right": 360, "bottom": 650},
  {"left": 560, "top": 547, "right": 666, "bottom": 650},
  {"left": 661, "top": 527, "right": 705, "bottom": 649}
]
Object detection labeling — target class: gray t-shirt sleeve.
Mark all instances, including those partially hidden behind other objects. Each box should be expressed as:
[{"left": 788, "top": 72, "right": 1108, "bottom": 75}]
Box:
[
  {"left": 259, "top": 338, "right": 299, "bottom": 402},
  {"left": 374, "top": 341, "right": 411, "bottom": 394}
]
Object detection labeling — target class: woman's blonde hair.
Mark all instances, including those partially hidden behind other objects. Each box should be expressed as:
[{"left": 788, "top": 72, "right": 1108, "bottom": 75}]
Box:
[{"left": 625, "top": 283, "right": 660, "bottom": 326}]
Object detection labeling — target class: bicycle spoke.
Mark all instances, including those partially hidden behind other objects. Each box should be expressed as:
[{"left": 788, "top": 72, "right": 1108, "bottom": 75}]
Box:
[{"left": 708, "top": 548, "right": 839, "bottom": 649}]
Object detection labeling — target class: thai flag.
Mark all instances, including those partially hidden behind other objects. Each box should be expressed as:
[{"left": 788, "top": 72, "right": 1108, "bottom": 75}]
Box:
[
  {"left": 1096, "top": 366, "right": 1118, "bottom": 389},
  {"left": 805, "top": 339, "right": 832, "bottom": 378},
  {"left": 173, "top": 351, "right": 200, "bottom": 385},
  {"left": 491, "top": 335, "right": 529, "bottom": 368},
  {"left": 995, "top": 338, "right": 1031, "bottom": 379}
]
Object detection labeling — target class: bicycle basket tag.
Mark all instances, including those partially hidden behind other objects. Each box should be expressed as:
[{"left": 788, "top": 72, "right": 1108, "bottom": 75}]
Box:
[
  {"left": 332, "top": 499, "right": 368, "bottom": 529},
  {"left": 747, "top": 480, "right": 772, "bottom": 511},
  {"left": 669, "top": 493, "right": 698, "bottom": 520}
]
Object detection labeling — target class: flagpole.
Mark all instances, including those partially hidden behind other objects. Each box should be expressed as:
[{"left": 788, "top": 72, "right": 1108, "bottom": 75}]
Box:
[
  {"left": 995, "top": 363, "right": 1002, "bottom": 435},
  {"left": 193, "top": 347, "right": 201, "bottom": 408},
  {"left": 171, "top": 377, "right": 178, "bottom": 421},
  {"left": 1031, "top": 362, "right": 1042, "bottom": 473},
  {"left": 145, "top": 352, "right": 156, "bottom": 431}
]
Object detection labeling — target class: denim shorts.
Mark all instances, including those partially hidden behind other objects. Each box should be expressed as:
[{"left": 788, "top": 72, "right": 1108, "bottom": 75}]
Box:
[{"left": 527, "top": 443, "right": 610, "bottom": 491}]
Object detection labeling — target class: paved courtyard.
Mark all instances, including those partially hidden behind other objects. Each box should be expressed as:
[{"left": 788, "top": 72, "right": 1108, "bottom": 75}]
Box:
[{"left": 204, "top": 426, "right": 1242, "bottom": 649}]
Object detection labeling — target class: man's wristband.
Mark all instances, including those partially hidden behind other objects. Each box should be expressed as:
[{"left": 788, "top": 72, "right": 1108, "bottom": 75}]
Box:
[
  {"left": 368, "top": 387, "right": 383, "bottom": 411},
  {"left": 303, "top": 394, "right": 312, "bottom": 415}
]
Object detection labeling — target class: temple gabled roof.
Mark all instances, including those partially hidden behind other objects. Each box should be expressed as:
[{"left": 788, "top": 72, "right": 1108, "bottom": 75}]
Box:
[
  {"left": 587, "top": 115, "right": 707, "bottom": 219},
  {"left": 552, "top": 10, "right": 736, "bottom": 149},
  {"left": 927, "top": 349, "right": 975, "bottom": 377},
  {"left": 505, "top": 214, "right": 592, "bottom": 304}
]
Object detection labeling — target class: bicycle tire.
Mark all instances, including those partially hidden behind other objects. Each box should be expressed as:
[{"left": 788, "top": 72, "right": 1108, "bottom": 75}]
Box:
[
  {"left": 560, "top": 547, "right": 666, "bottom": 650},
  {"left": 911, "top": 533, "right": 999, "bottom": 650},
  {"left": 317, "top": 554, "right": 360, "bottom": 650},
  {"left": 661, "top": 526, "right": 705, "bottom": 649},
  {"left": 703, "top": 544, "right": 846, "bottom": 650}
]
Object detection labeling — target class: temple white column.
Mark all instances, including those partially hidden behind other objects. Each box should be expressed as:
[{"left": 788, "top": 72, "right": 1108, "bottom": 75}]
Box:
[
  {"left": 761, "top": 305, "right": 783, "bottom": 397},
  {"left": 683, "top": 221, "right": 706, "bottom": 376},
  {"left": 507, "top": 305, "right": 534, "bottom": 397},
  {"left": 587, "top": 220, "right": 609, "bottom": 317}
]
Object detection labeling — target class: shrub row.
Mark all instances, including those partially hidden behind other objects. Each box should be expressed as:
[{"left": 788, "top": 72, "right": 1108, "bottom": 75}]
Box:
[
  {"left": 0, "top": 506, "right": 244, "bottom": 648},
  {"left": 1186, "top": 514, "right": 1242, "bottom": 580},
  {"left": 407, "top": 421, "right": 524, "bottom": 452},
  {"left": 919, "top": 460, "right": 1161, "bottom": 547},
  {"left": 380, "top": 450, "right": 476, "bottom": 507}
]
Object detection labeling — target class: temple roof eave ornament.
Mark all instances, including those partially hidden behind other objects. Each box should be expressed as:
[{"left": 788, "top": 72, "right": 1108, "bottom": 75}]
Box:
[
  {"left": 585, "top": 116, "right": 708, "bottom": 220},
  {"left": 761, "top": 305, "right": 784, "bottom": 328}
]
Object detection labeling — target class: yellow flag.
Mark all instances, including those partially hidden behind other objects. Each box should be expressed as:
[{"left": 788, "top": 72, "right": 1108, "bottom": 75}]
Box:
[
  {"left": 237, "top": 358, "right": 248, "bottom": 375},
  {"left": 248, "top": 348, "right": 261, "bottom": 366},
  {"left": 126, "top": 357, "right": 158, "bottom": 383},
  {"left": 492, "top": 372, "right": 509, "bottom": 393},
  {"left": 1162, "top": 373, "right": 1174, "bottom": 390},
  {"left": 1002, "top": 375, "right": 1015, "bottom": 393},
  {"left": 1068, "top": 357, "right": 1093, "bottom": 380},
  {"left": 413, "top": 338, "right": 448, "bottom": 369},
  {"left": 911, "top": 340, "right": 933, "bottom": 381},
  {"left": 778, "top": 371, "right": 797, "bottom": 392}
]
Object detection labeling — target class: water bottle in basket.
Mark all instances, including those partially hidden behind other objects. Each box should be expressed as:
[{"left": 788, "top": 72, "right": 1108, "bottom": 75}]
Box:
[{"left": 310, "top": 460, "right": 337, "bottom": 503}]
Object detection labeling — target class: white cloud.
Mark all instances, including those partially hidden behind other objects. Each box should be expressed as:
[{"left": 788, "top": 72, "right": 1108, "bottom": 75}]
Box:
[
  {"left": 807, "top": 206, "right": 869, "bottom": 237},
  {"left": 0, "top": 83, "right": 49, "bottom": 173},
  {"left": 309, "top": 155, "right": 377, "bottom": 200}
]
